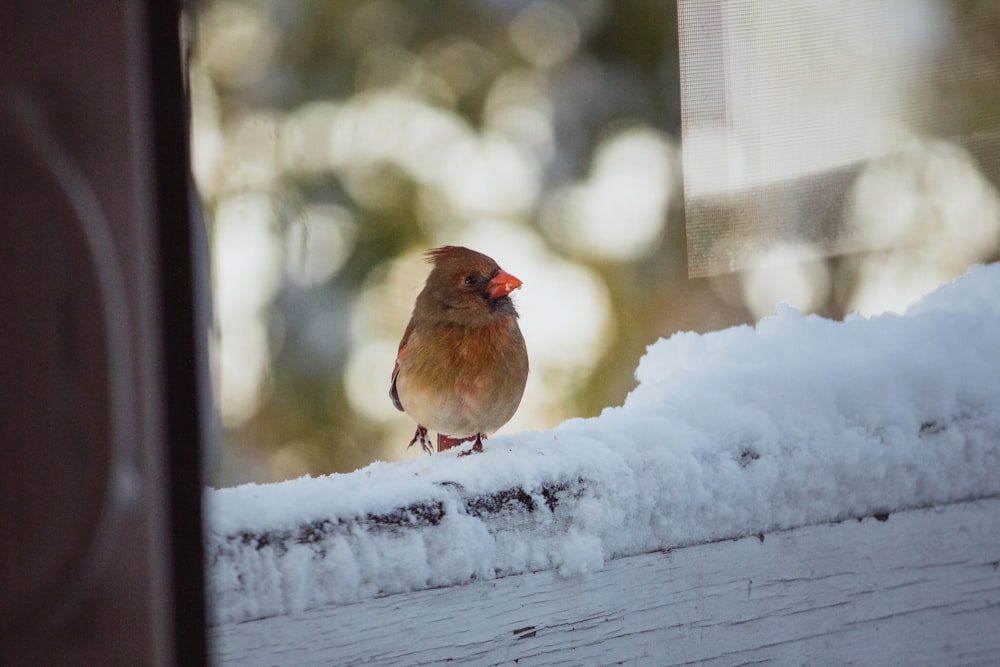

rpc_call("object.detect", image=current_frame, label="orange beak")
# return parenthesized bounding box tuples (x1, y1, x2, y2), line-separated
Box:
(487, 270, 522, 300)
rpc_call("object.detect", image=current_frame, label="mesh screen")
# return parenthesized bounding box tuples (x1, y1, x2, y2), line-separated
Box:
(678, 0, 1000, 277)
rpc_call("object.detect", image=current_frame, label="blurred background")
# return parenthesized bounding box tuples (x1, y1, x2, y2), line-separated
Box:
(189, 0, 1000, 486)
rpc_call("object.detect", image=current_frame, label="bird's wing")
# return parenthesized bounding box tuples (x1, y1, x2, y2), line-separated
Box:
(389, 320, 414, 412)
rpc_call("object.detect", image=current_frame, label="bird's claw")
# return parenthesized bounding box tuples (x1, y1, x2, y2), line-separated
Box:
(407, 425, 433, 455)
(457, 434, 485, 457)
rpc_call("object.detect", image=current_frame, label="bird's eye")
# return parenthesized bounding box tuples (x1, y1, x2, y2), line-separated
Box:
(464, 275, 478, 286)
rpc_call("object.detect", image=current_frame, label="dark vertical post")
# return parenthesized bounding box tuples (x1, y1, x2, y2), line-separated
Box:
(0, 1, 209, 663)
(143, 1, 211, 664)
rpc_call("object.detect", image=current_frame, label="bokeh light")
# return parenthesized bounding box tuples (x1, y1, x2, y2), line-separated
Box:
(212, 192, 284, 428)
(844, 138, 1000, 315)
(543, 126, 679, 261)
(740, 246, 831, 320)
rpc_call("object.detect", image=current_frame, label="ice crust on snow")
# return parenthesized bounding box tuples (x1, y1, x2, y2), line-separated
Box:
(206, 264, 1000, 626)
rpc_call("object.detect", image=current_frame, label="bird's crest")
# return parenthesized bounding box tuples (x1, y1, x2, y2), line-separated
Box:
(425, 245, 475, 265)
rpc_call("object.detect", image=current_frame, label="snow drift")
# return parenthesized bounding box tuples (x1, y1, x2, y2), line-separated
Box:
(205, 263, 1000, 626)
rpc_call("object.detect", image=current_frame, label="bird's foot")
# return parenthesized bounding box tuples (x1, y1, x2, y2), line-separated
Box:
(457, 433, 486, 457)
(407, 425, 433, 455)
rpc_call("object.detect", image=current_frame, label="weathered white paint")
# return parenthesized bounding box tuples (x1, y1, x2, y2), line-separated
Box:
(209, 496, 1000, 665)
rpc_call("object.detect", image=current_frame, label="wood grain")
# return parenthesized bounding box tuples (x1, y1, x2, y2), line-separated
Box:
(210, 496, 1000, 665)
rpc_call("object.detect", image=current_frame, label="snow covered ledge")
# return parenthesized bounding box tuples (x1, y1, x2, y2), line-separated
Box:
(205, 264, 1000, 634)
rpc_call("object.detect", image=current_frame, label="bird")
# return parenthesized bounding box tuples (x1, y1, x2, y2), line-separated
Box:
(390, 246, 529, 455)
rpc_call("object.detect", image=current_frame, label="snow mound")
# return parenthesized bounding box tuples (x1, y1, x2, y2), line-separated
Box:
(206, 263, 1000, 626)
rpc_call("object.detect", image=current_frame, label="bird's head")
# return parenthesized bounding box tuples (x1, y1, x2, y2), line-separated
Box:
(418, 245, 523, 323)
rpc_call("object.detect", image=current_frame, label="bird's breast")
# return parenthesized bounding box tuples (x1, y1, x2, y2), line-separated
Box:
(394, 318, 527, 437)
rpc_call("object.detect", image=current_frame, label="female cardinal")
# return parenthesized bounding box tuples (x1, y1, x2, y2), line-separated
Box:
(390, 246, 529, 454)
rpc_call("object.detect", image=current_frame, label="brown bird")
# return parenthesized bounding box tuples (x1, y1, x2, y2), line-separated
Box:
(390, 246, 529, 455)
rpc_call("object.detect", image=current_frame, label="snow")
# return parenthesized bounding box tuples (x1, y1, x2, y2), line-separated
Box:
(205, 263, 1000, 626)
